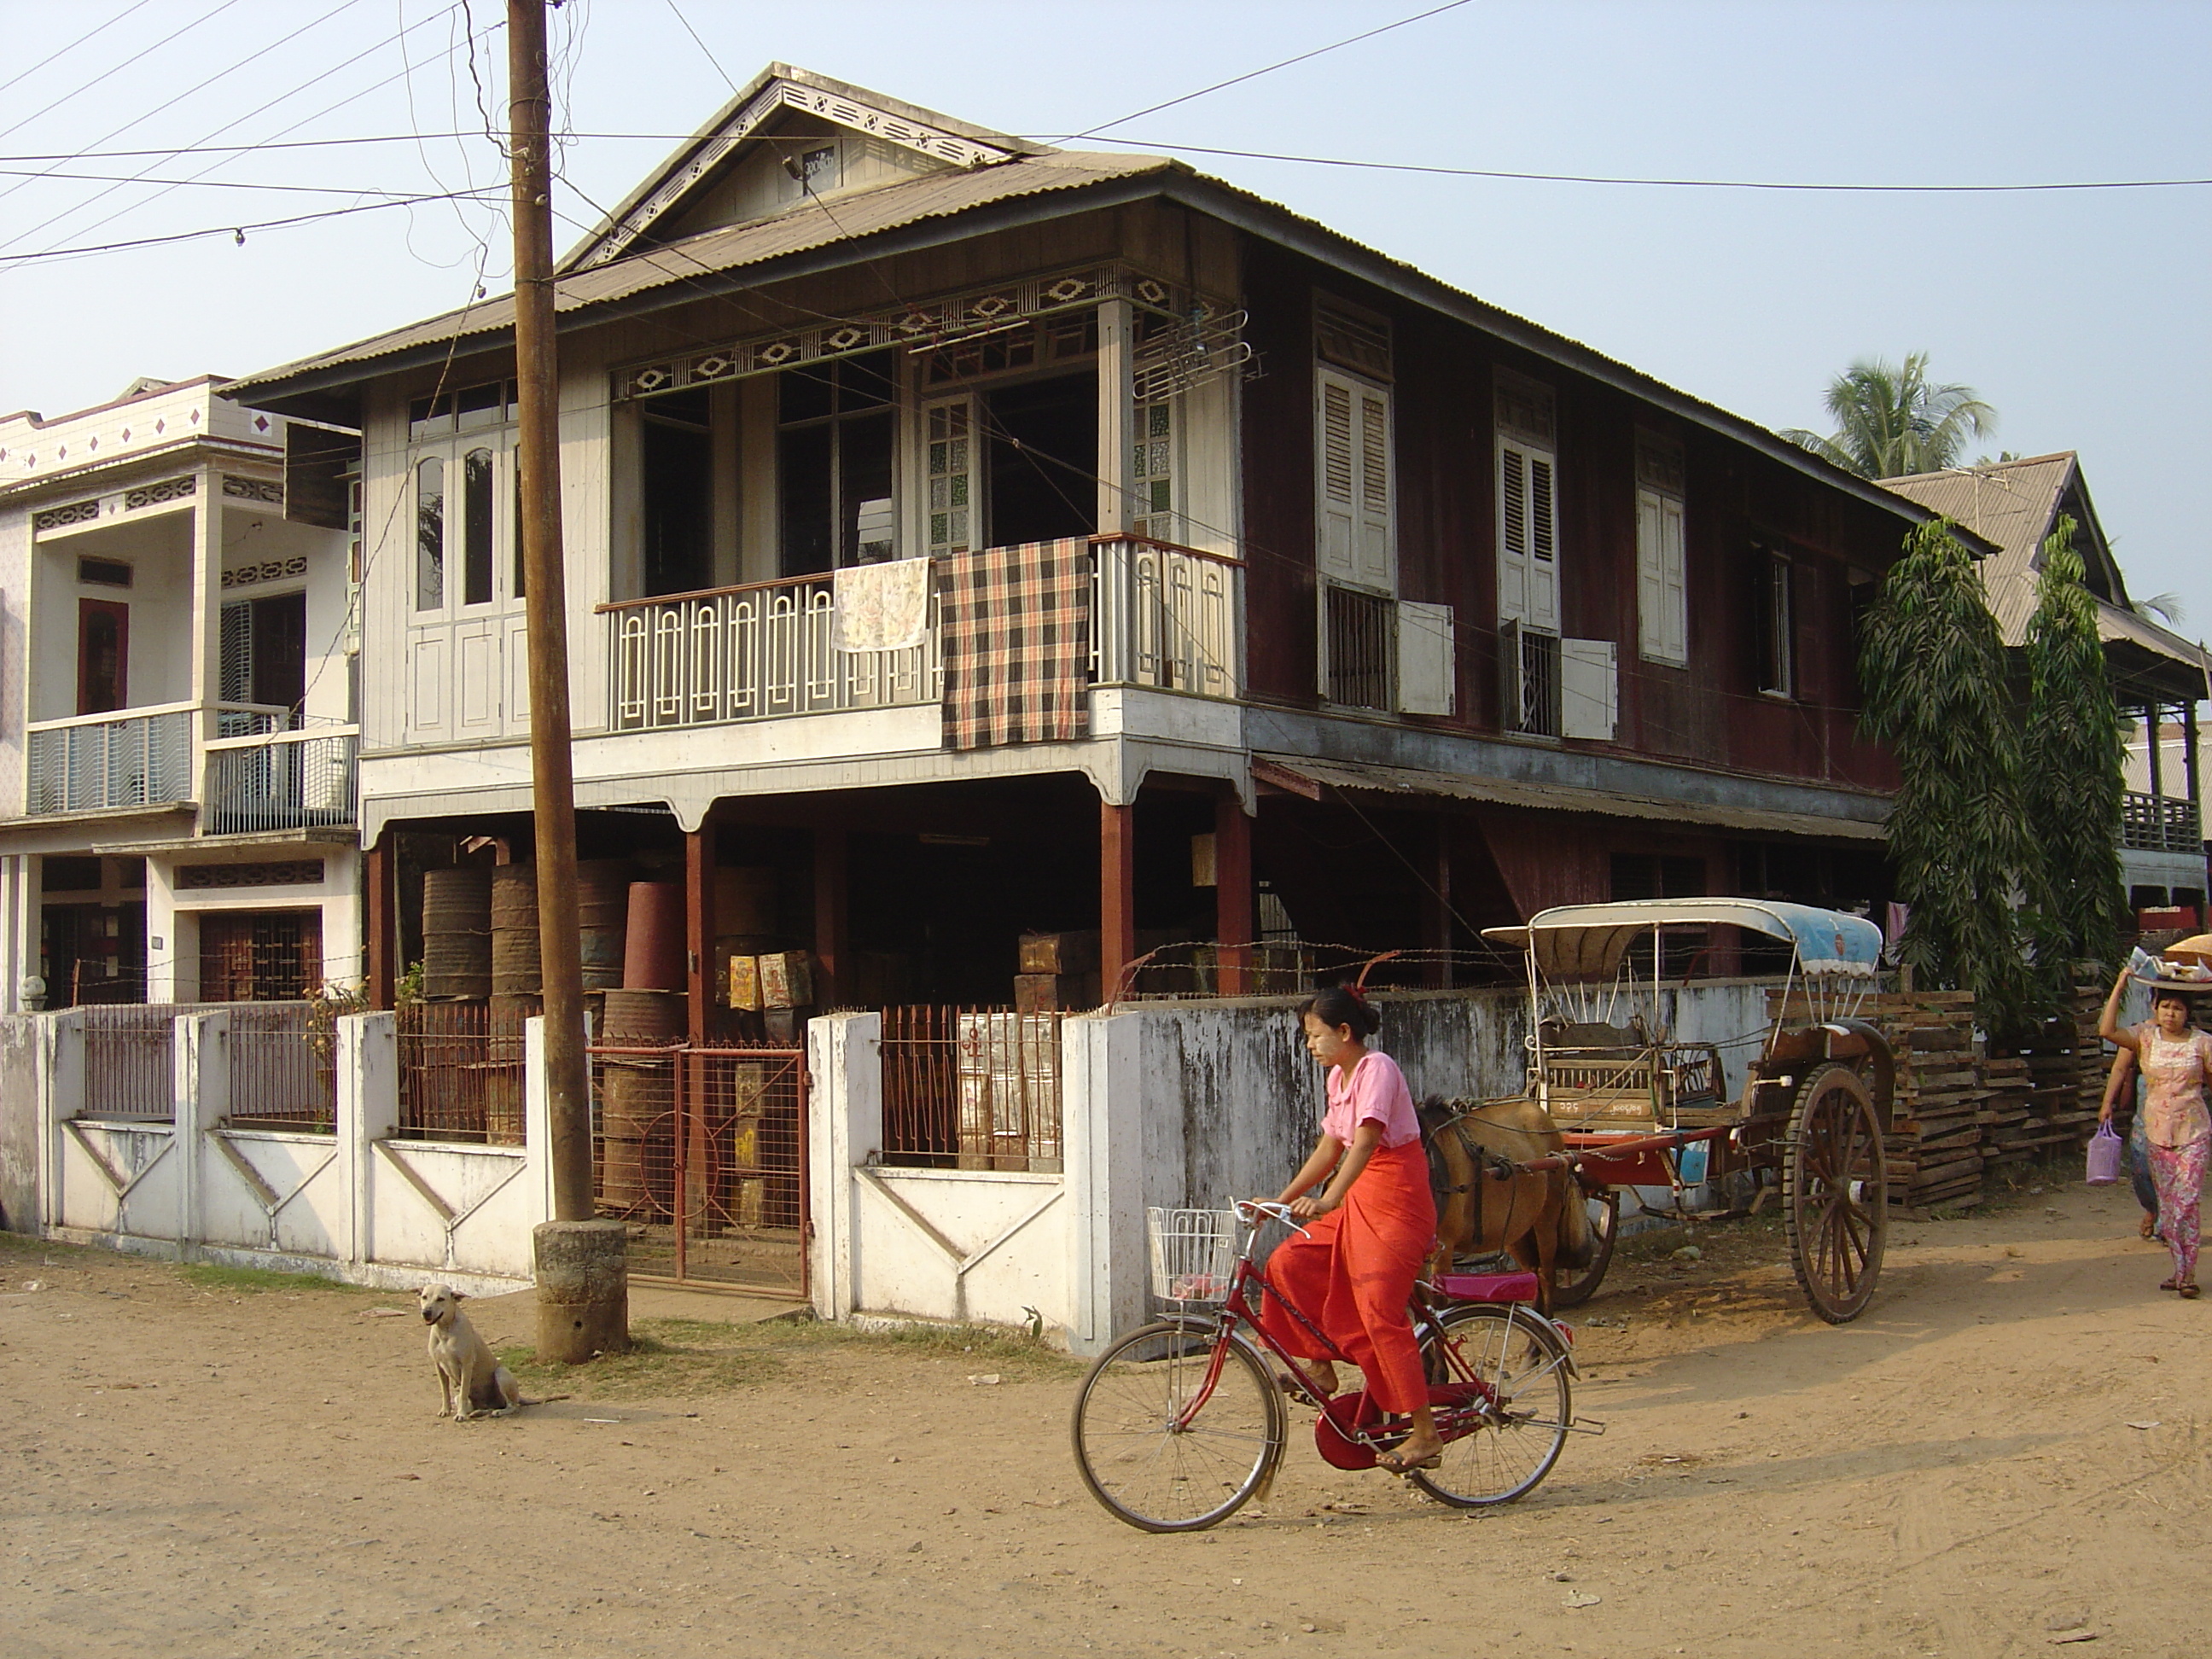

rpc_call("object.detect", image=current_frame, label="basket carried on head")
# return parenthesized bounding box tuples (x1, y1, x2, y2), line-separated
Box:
(1146, 1206, 1237, 1303)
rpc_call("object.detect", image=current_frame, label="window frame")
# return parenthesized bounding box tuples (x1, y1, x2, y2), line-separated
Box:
(1634, 433, 1688, 668)
(1754, 544, 1796, 698)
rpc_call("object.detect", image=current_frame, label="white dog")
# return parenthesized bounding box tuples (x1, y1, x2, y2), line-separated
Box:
(418, 1284, 524, 1420)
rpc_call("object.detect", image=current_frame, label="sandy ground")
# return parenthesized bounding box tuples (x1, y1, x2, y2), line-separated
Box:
(3, 1175, 2207, 1659)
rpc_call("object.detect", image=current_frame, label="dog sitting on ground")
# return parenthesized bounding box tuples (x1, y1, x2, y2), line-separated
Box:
(418, 1284, 525, 1420)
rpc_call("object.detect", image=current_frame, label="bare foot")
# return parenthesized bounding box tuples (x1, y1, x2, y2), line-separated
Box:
(1379, 1434, 1445, 1473)
(2141, 1213, 2158, 1239)
(1288, 1359, 1338, 1397)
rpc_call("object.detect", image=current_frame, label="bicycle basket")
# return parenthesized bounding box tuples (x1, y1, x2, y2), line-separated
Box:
(1146, 1206, 1237, 1302)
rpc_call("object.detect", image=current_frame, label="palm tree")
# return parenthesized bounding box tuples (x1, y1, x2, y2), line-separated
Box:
(1780, 353, 1997, 480)
(2134, 591, 2186, 627)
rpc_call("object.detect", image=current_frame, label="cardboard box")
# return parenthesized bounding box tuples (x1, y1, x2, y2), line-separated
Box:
(1018, 929, 1099, 975)
(727, 954, 763, 1011)
(758, 950, 813, 1010)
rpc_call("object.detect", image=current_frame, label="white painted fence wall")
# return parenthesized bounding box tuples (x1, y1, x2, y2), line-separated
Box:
(21, 1009, 549, 1293)
(812, 981, 1785, 1356)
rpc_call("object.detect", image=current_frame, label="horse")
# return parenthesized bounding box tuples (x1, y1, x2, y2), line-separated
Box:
(1419, 1095, 1594, 1315)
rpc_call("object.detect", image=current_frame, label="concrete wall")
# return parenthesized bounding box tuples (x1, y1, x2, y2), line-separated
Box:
(0, 1015, 38, 1231)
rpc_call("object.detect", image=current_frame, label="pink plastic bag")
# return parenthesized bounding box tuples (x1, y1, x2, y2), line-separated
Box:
(2085, 1121, 2124, 1186)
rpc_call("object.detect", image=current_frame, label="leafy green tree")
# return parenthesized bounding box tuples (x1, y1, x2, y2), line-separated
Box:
(2021, 515, 2128, 985)
(1781, 352, 1997, 480)
(1858, 516, 2031, 1031)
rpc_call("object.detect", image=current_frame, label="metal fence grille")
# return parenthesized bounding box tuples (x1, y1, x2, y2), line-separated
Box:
(881, 1005, 1062, 1173)
(226, 1003, 336, 1132)
(396, 1001, 526, 1144)
(205, 731, 358, 835)
(589, 1042, 807, 1296)
(26, 710, 194, 816)
(82, 1004, 178, 1120)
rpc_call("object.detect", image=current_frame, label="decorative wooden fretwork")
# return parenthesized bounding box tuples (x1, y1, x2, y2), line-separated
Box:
(177, 860, 325, 890)
(1635, 431, 1685, 496)
(1315, 294, 1393, 381)
(222, 474, 284, 504)
(32, 498, 100, 533)
(124, 475, 196, 511)
(612, 265, 1221, 401)
(221, 555, 310, 591)
(1494, 371, 1557, 447)
(577, 77, 1021, 271)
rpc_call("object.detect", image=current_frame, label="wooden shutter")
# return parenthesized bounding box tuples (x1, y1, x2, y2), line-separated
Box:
(1560, 638, 1617, 739)
(1396, 600, 1455, 715)
(1498, 439, 1559, 633)
(1637, 486, 1686, 666)
(1317, 367, 1392, 590)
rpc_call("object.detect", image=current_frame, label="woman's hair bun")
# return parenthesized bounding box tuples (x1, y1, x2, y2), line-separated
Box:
(1298, 984, 1382, 1039)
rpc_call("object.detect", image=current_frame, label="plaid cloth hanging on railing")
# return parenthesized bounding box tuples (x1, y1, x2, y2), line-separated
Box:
(937, 538, 1091, 749)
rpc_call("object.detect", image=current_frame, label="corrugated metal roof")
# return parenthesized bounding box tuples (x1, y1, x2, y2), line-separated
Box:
(1883, 455, 2075, 644)
(1255, 754, 1889, 841)
(225, 150, 1174, 395)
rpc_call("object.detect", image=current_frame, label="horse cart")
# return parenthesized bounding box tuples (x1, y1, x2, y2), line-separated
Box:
(1459, 898, 1895, 1324)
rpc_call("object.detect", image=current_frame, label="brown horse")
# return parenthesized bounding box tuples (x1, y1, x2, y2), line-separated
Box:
(1419, 1096, 1594, 1314)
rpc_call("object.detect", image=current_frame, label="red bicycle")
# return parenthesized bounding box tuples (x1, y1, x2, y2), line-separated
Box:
(1070, 1200, 1599, 1532)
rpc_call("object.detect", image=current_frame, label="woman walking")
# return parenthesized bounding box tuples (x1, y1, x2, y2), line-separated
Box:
(2100, 969, 2212, 1297)
(1259, 986, 1442, 1472)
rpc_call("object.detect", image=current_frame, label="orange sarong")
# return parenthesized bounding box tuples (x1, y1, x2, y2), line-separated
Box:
(1257, 1138, 1436, 1414)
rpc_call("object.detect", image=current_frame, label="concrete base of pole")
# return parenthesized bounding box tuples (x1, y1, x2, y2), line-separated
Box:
(533, 1219, 631, 1363)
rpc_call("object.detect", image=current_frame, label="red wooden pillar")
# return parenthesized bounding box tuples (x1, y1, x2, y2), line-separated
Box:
(684, 819, 715, 1045)
(1101, 797, 1138, 1000)
(813, 825, 847, 1008)
(365, 835, 396, 1010)
(1423, 813, 1453, 989)
(1214, 791, 1254, 996)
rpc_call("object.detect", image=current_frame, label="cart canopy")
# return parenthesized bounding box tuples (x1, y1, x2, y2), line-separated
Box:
(1481, 898, 1883, 981)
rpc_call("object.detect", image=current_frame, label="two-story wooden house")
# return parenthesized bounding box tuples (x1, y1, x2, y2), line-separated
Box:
(227, 65, 1967, 1021)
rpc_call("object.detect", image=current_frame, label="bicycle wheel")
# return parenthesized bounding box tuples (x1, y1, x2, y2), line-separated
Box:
(1550, 1189, 1620, 1309)
(1412, 1305, 1571, 1507)
(1070, 1318, 1285, 1533)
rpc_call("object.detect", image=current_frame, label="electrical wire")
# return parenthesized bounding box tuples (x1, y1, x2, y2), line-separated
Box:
(0, 189, 508, 267)
(662, 0, 739, 96)
(0, 167, 495, 200)
(1062, 0, 1477, 142)
(0, 0, 247, 147)
(0, 0, 160, 102)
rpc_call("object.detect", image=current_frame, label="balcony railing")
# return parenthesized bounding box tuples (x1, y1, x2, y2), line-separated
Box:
(604, 537, 1242, 735)
(2122, 791, 2203, 853)
(26, 704, 195, 815)
(204, 726, 358, 835)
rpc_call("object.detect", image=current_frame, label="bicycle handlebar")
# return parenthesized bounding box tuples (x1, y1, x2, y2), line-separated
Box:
(1232, 1198, 1310, 1236)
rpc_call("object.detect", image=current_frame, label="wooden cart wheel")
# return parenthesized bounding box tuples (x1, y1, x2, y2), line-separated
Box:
(1550, 1189, 1620, 1309)
(1783, 1062, 1888, 1324)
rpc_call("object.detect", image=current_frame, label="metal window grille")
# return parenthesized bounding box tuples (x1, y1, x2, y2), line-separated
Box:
(879, 1005, 1062, 1173)
(1324, 585, 1394, 710)
(1511, 626, 1562, 737)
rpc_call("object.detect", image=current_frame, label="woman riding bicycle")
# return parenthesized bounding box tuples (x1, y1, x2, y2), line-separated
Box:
(1259, 986, 1443, 1473)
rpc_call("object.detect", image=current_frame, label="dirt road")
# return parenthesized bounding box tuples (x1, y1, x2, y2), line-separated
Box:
(3, 1177, 2205, 1658)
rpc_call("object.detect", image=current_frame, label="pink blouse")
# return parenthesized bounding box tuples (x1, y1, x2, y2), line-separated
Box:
(2133, 1023, 2212, 1150)
(1322, 1050, 1423, 1149)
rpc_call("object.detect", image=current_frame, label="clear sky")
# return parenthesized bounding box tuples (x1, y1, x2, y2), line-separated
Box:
(4, 0, 2207, 632)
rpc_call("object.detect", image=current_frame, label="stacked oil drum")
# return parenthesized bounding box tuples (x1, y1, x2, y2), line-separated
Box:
(416, 865, 498, 1141)
(597, 875, 685, 1218)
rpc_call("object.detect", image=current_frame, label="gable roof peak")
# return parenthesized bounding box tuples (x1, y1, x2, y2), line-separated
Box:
(558, 62, 1053, 275)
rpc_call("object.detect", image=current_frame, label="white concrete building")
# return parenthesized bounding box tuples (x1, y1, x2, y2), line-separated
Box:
(0, 375, 361, 1010)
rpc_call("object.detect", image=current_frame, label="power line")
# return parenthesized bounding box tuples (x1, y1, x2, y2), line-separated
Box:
(0, 0, 159, 101)
(662, 0, 739, 96)
(0, 189, 509, 267)
(0, 167, 492, 200)
(1063, 0, 1477, 141)
(0, 0, 247, 146)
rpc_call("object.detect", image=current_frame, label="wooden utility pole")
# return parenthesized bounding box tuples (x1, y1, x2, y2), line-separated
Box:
(510, 0, 626, 1359)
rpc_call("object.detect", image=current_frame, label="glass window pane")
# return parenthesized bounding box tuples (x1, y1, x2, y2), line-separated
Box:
(837, 348, 895, 410)
(778, 423, 833, 576)
(778, 362, 835, 424)
(839, 412, 894, 565)
(463, 447, 494, 604)
(415, 456, 444, 610)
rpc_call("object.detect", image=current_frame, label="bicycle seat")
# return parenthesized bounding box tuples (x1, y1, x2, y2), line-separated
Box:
(1434, 1270, 1540, 1304)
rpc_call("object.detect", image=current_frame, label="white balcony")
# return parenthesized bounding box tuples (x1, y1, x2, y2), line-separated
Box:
(602, 536, 1241, 735)
(203, 725, 359, 835)
(25, 704, 196, 815)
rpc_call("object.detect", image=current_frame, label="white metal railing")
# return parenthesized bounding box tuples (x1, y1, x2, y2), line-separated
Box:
(203, 727, 359, 835)
(26, 704, 195, 815)
(607, 573, 940, 732)
(1090, 536, 1241, 698)
(603, 538, 1243, 734)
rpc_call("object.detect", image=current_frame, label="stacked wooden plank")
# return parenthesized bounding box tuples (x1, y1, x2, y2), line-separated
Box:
(1872, 991, 1987, 1214)
(1985, 983, 2107, 1165)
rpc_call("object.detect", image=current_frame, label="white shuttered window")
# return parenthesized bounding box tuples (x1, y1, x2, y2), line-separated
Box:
(1315, 366, 1394, 591)
(1496, 439, 1558, 633)
(1636, 487, 1687, 665)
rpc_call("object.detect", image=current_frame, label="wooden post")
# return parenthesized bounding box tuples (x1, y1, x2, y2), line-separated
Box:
(365, 835, 396, 1010)
(1096, 297, 1134, 534)
(2186, 700, 2205, 923)
(1422, 813, 1453, 989)
(1214, 792, 1253, 996)
(512, 0, 625, 1357)
(1101, 798, 1138, 999)
(684, 824, 713, 1047)
(813, 825, 847, 1009)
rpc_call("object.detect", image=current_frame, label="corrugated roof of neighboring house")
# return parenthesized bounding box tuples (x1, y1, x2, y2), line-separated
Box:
(1884, 452, 2211, 696)
(224, 64, 1984, 545)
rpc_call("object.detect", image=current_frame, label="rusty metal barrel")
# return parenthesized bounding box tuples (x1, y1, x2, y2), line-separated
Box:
(483, 991, 539, 1146)
(596, 987, 682, 1216)
(421, 867, 492, 999)
(576, 859, 632, 992)
(621, 882, 685, 991)
(489, 863, 540, 995)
